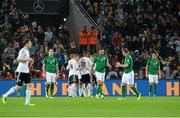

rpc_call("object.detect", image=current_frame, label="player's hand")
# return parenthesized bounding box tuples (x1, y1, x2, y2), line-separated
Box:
(158, 74, 162, 79)
(115, 62, 121, 68)
(56, 73, 60, 79)
(108, 64, 112, 69)
(56, 73, 59, 79)
(145, 74, 148, 79)
(42, 73, 46, 78)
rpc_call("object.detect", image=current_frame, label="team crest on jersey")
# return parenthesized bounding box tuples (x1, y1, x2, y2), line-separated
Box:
(50, 59, 55, 64)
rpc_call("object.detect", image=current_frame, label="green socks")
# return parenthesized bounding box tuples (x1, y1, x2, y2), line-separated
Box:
(154, 84, 157, 95)
(122, 86, 126, 98)
(97, 84, 102, 95)
(131, 86, 140, 96)
(46, 83, 50, 95)
(50, 83, 54, 97)
(149, 84, 152, 93)
(24, 85, 27, 97)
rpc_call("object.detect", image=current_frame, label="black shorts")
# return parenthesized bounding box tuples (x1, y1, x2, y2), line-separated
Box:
(81, 74, 90, 84)
(16, 72, 31, 86)
(68, 75, 78, 84)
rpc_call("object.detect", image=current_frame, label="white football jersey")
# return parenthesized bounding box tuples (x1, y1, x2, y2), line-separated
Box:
(79, 57, 93, 75)
(16, 48, 30, 73)
(66, 59, 80, 78)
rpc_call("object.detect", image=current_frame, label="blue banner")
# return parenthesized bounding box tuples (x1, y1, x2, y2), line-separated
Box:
(0, 80, 180, 97)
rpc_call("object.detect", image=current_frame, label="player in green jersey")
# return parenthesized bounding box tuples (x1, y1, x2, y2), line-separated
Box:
(43, 49, 59, 98)
(116, 48, 141, 100)
(146, 52, 161, 96)
(92, 48, 111, 99)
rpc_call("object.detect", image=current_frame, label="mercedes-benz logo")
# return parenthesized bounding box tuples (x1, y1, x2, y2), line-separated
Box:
(33, 0, 44, 13)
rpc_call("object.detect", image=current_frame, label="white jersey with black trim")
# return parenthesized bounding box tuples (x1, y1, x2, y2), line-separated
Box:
(79, 57, 93, 75)
(66, 59, 81, 78)
(16, 48, 30, 73)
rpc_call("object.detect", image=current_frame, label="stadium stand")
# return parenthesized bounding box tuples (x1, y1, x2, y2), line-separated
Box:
(0, 0, 179, 79)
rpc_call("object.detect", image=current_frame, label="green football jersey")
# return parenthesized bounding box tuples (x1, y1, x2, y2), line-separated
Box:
(124, 54, 133, 73)
(94, 54, 108, 73)
(44, 56, 58, 73)
(147, 59, 160, 75)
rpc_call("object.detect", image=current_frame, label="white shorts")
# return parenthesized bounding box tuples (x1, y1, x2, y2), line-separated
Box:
(46, 72, 56, 83)
(149, 74, 158, 84)
(122, 71, 134, 85)
(95, 72, 106, 82)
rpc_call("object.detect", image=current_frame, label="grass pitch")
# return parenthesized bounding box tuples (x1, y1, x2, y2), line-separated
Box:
(0, 96, 180, 117)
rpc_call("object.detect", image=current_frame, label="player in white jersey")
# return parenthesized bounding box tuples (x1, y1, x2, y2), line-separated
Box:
(66, 54, 80, 97)
(79, 51, 93, 97)
(2, 37, 35, 106)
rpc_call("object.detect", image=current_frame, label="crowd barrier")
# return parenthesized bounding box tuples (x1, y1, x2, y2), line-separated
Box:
(0, 80, 180, 97)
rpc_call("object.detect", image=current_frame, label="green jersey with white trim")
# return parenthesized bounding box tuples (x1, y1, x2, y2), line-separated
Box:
(147, 59, 160, 75)
(124, 54, 133, 73)
(94, 54, 108, 73)
(44, 56, 58, 73)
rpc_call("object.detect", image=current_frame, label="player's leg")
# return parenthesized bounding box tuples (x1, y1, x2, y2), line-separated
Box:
(118, 73, 127, 100)
(86, 74, 92, 96)
(67, 84, 71, 97)
(87, 83, 92, 96)
(71, 75, 78, 97)
(148, 74, 153, 96)
(78, 82, 83, 97)
(153, 75, 158, 96)
(71, 83, 76, 97)
(24, 73, 35, 106)
(81, 75, 87, 97)
(95, 72, 102, 98)
(50, 82, 55, 98)
(2, 85, 21, 104)
(50, 73, 56, 98)
(128, 71, 141, 100)
(82, 83, 87, 97)
(96, 72, 105, 99)
(68, 76, 73, 97)
(92, 74, 97, 96)
(45, 72, 51, 97)
(2, 72, 22, 104)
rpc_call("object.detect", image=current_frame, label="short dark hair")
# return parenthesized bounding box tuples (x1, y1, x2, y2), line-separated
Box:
(151, 51, 158, 56)
(23, 39, 31, 45)
(83, 51, 89, 56)
(122, 48, 129, 53)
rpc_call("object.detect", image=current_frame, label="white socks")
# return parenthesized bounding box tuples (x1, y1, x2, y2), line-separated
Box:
(82, 84, 87, 97)
(87, 84, 92, 96)
(68, 84, 77, 97)
(79, 86, 83, 97)
(68, 86, 72, 97)
(25, 86, 31, 105)
(71, 84, 77, 97)
(3, 87, 17, 97)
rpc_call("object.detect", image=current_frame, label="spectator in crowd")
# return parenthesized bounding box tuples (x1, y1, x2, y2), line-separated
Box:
(54, 48, 65, 71)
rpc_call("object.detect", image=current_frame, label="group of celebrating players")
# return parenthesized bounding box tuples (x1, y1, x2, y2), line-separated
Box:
(2, 35, 161, 106)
